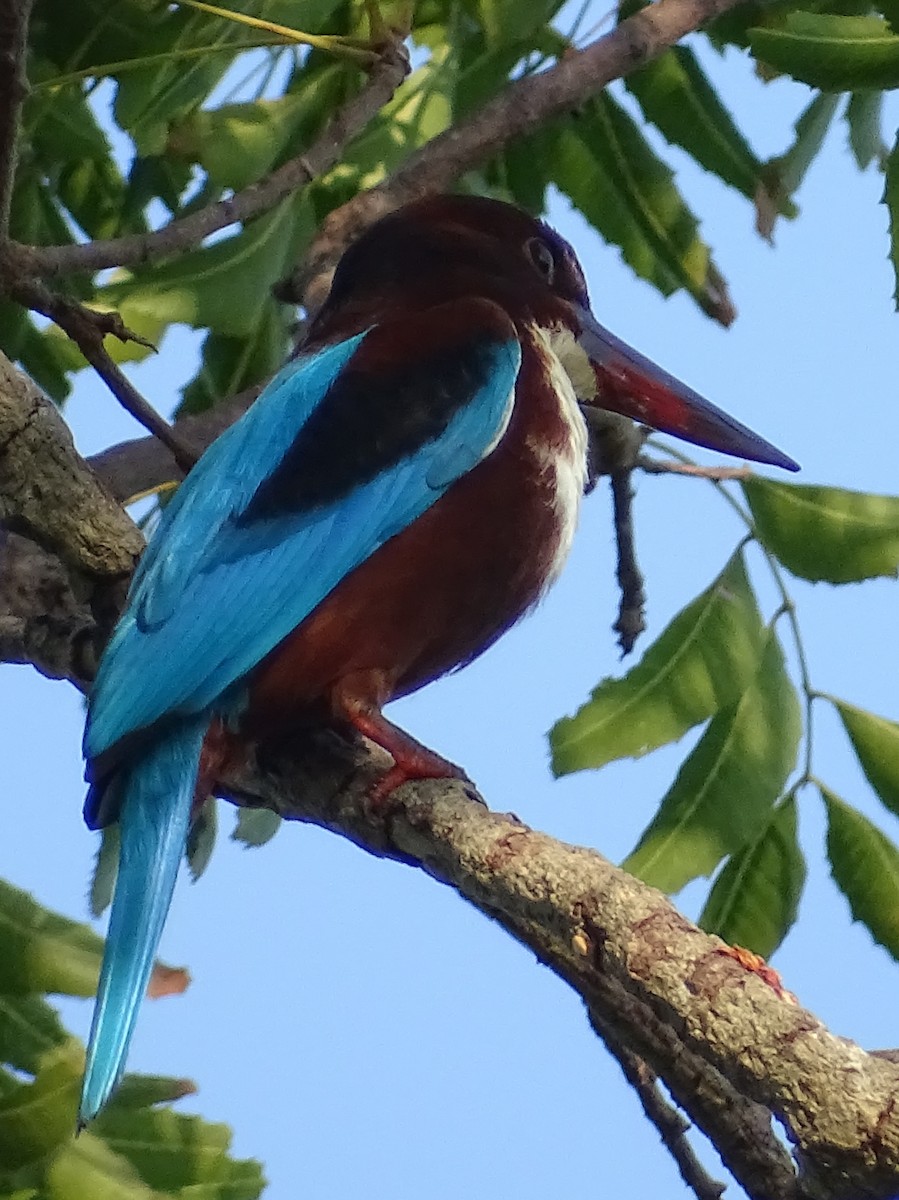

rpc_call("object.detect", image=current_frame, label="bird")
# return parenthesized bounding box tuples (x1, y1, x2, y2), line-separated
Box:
(78, 193, 798, 1127)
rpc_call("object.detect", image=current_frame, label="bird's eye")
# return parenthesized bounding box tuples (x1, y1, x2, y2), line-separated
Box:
(525, 237, 556, 285)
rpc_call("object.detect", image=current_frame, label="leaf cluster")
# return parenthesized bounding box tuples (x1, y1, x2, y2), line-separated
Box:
(0, 881, 263, 1199)
(553, 477, 899, 961)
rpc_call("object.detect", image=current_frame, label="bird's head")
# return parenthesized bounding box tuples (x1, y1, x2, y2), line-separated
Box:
(309, 194, 798, 472)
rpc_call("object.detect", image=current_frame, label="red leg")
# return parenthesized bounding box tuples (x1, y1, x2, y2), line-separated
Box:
(330, 672, 468, 808)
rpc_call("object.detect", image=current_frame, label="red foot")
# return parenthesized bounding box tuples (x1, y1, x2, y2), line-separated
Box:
(327, 673, 467, 810)
(351, 708, 469, 810)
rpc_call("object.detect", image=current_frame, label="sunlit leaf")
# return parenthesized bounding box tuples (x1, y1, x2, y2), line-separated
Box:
(743, 478, 899, 582)
(170, 64, 347, 190)
(750, 13, 899, 90)
(699, 795, 805, 956)
(93, 1104, 265, 1197)
(0, 880, 104, 998)
(100, 199, 303, 338)
(833, 700, 899, 818)
(547, 93, 733, 323)
(0, 1041, 81, 1171)
(0, 995, 68, 1075)
(550, 552, 765, 775)
(823, 785, 899, 960)
(622, 630, 800, 892)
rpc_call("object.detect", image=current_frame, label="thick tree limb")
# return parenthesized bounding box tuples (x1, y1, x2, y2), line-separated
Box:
(219, 736, 899, 1200)
(0, 350, 142, 577)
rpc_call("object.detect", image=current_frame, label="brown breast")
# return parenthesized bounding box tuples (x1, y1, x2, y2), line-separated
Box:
(246, 326, 588, 733)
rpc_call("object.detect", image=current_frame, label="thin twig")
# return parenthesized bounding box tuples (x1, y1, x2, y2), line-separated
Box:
(639, 454, 753, 481)
(0, 0, 34, 238)
(590, 1012, 726, 1200)
(610, 468, 646, 656)
(8, 36, 410, 279)
(12, 279, 200, 472)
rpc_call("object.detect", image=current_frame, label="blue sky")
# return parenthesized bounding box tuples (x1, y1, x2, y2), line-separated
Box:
(4, 42, 899, 1199)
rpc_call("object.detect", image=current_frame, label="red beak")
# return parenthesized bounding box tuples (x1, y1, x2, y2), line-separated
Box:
(576, 307, 799, 472)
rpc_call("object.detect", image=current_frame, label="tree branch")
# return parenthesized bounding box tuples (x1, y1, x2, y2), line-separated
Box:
(0, 350, 142, 577)
(589, 1014, 728, 1200)
(10, 279, 201, 472)
(2, 36, 410, 280)
(219, 737, 899, 1200)
(288, 0, 747, 312)
(0, 0, 32, 238)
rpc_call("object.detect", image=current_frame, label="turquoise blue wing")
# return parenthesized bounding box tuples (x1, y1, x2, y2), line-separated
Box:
(87, 320, 521, 759)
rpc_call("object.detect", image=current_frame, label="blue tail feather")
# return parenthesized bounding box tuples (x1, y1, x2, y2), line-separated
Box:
(79, 716, 208, 1128)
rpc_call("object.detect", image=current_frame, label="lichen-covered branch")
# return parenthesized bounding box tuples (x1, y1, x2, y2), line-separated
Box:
(0, 350, 142, 577)
(220, 736, 899, 1200)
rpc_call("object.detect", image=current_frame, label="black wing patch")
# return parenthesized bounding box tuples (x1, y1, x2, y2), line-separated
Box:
(239, 331, 503, 525)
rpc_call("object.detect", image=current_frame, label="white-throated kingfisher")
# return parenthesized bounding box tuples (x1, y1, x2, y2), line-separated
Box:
(78, 194, 798, 1126)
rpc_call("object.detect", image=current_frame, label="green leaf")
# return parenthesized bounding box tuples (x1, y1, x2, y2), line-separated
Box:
(0, 302, 79, 404)
(547, 93, 733, 323)
(833, 700, 899, 818)
(625, 46, 780, 208)
(93, 1105, 264, 1198)
(0, 881, 104, 998)
(177, 298, 291, 418)
(762, 92, 840, 215)
(44, 1132, 159, 1200)
(473, 0, 565, 45)
(112, 8, 240, 155)
(338, 49, 457, 187)
(110, 1073, 197, 1110)
(187, 798, 218, 883)
(623, 630, 800, 892)
(550, 552, 766, 775)
(24, 89, 111, 163)
(846, 91, 884, 169)
(699, 795, 805, 956)
(0, 1042, 82, 1172)
(0, 996, 68, 1075)
(743, 478, 899, 582)
(750, 13, 899, 90)
(823, 785, 899, 959)
(89, 825, 119, 919)
(170, 64, 346, 191)
(885, 131, 899, 308)
(232, 808, 282, 848)
(101, 198, 303, 338)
